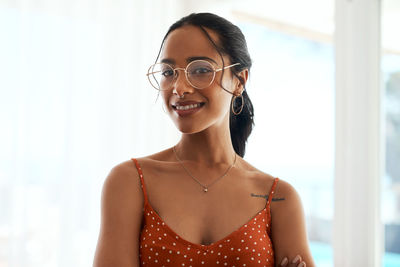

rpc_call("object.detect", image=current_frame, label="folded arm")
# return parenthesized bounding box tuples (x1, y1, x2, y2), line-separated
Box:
(270, 180, 315, 267)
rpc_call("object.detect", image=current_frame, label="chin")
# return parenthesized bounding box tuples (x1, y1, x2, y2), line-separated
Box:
(176, 126, 201, 134)
(173, 121, 204, 135)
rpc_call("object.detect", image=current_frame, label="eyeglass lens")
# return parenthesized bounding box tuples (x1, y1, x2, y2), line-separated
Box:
(148, 60, 215, 90)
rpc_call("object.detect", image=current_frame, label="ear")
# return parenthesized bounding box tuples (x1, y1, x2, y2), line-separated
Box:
(233, 69, 249, 96)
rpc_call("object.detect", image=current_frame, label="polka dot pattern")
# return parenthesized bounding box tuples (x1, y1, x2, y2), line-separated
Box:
(132, 158, 278, 267)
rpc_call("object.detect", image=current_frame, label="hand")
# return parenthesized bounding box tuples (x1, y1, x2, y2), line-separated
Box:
(280, 254, 306, 267)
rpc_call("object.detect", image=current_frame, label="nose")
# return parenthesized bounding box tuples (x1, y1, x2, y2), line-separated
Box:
(172, 68, 195, 96)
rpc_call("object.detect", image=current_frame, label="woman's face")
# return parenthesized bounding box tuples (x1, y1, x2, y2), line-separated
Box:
(160, 25, 243, 134)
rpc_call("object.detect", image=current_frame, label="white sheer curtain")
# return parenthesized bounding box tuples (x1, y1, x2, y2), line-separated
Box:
(0, 1, 184, 266)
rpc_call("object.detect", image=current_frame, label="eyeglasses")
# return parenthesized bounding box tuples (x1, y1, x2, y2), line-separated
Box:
(146, 59, 240, 91)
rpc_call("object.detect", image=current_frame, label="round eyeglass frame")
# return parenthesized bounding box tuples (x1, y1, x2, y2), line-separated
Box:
(146, 59, 240, 91)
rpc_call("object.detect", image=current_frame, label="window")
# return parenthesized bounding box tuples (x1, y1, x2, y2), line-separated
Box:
(382, 1, 400, 266)
(234, 11, 334, 266)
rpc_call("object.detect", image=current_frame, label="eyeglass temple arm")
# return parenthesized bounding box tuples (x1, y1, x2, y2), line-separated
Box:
(215, 63, 241, 72)
(146, 70, 162, 76)
(146, 67, 185, 76)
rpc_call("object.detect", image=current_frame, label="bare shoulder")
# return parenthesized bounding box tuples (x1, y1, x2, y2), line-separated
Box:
(101, 159, 145, 199)
(100, 159, 144, 209)
(132, 148, 174, 171)
(237, 159, 278, 190)
(269, 178, 316, 266)
(269, 178, 304, 226)
(111, 159, 142, 178)
(272, 179, 301, 204)
(93, 159, 143, 267)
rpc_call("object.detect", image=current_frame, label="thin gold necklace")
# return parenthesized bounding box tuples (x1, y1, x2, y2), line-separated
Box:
(172, 146, 237, 193)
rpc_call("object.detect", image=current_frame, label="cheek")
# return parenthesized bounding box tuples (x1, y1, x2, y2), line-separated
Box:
(205, 87, 233, 115)
(216, 72, 236, 92)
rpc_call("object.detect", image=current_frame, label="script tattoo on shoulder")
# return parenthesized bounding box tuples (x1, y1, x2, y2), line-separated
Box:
(250, 193, 285, 201)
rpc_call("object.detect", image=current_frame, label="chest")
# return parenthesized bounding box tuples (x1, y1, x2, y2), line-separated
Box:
(140, 165, 273, 246)
(139, 204, 274, 266)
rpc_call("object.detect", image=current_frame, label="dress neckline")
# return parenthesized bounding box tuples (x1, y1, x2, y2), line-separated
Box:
(143, 200, 268, 250)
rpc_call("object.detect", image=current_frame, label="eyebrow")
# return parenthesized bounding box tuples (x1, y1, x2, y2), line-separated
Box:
(160, 56, 218, 65)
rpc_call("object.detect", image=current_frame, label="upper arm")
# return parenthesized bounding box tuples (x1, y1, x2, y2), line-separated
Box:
(270, 180, 315, 267)
(93, 162, 144, 267)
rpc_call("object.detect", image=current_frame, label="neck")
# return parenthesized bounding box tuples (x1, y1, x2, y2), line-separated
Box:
(174, 121, 237, 166)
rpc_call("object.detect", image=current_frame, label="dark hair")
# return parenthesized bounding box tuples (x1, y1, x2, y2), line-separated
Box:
(156, 13, 254, 157)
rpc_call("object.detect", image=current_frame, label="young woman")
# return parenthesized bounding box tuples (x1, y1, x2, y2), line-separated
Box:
(93, 13, 315, 267)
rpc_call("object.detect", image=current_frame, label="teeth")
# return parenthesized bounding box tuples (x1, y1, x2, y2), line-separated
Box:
(176, 103, 201, 110)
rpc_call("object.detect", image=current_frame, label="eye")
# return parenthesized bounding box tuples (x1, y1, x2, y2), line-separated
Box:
(191, 67, 213, 75)
(161, 69, 174, 77)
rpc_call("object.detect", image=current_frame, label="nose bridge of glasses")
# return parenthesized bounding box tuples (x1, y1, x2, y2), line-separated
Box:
(173, 67, 187, 77)
(171, 67, 191, 89)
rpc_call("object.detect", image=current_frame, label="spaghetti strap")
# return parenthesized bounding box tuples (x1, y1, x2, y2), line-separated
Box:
(265, 177, 279, 216)
(266, 177, 279, 206)
(131, 158, 149, 204)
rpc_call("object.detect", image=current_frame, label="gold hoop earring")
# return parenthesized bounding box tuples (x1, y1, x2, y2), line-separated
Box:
(231, 94, 244, 115)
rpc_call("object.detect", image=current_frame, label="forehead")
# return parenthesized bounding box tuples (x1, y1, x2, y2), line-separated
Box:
(160, 25, 224, 65)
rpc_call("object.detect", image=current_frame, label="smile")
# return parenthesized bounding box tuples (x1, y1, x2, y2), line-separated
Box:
(176, 103, 202, 110)
(172, 102, 205, 116)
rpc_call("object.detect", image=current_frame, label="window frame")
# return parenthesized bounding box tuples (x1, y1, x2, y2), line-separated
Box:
(334, 0, 383, 266)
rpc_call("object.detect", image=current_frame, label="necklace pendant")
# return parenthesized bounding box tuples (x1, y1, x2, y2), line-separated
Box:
(203, 188, 208, 192)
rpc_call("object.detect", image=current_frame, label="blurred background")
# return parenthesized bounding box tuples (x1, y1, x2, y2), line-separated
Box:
(0, 0, 399, 266)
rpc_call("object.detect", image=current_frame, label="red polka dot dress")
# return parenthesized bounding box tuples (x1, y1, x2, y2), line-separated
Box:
(132, 158, 278, 267)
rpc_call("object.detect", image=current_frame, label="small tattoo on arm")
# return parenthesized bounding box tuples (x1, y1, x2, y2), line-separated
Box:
(250, 193, 285, 201)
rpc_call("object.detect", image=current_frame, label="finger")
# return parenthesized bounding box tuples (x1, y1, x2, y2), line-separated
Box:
(292, 255, 302, 264)
(280, 257, 289, 266)
(297, 261, 306, 267)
